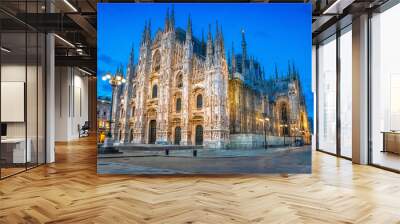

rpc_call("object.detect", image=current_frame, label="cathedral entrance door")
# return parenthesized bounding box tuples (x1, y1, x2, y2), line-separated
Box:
(174, 127, 181, 145)
(148, 120, 156, 144)
(195, 125, 203, 145)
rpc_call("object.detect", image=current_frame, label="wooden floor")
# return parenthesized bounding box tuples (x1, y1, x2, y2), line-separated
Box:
(1, 136, 400, 224)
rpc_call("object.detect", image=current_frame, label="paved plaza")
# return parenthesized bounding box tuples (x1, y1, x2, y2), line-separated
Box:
(97, 146, 311, 174)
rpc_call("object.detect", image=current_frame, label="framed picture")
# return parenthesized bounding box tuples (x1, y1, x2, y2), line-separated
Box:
(97, 3, 312, 174)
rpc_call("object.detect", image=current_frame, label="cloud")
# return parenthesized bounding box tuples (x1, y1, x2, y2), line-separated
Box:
(98, 54, 119, 66)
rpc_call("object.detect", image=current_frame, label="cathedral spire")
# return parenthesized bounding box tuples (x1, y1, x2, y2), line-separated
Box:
(207, 24, 212, 42)
(201, 29, 205, 56)
(141, 21, 147, 46)
(214, 21, 221, 56)
(206, 24, 213, 66)
(186, 14, 192, 41)
(129, 44, 134, 66)
(241, 29, 247, 75)
(220, 25, 225, 58)
(227, 49, 231, 70)
(291, 62, 297, 79)
(164, 7, 170, 32)
(231, 42, 236, 74)
(127, 44, 135, 79)
(145, 20, 151, 44)
(215, 21, 220, 39)
(275, 64, 279, 80)
(170, 5, 175, 30)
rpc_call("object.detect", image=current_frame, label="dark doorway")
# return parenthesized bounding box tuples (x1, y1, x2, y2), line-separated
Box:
(174, 126, 181, 145)
(195, 125, 203, 145)
(129, 129, 134, 142)
(148, 120, 157, 144)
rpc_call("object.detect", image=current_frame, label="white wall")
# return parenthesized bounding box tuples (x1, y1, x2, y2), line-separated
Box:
(54, 67, 89, 141)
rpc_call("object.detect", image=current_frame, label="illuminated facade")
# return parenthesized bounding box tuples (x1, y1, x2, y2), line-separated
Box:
(112, 8, 311, 148)
(97, 96, 111, 131)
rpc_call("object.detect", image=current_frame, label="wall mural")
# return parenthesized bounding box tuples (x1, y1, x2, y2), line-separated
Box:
(97, 3, 313, 174)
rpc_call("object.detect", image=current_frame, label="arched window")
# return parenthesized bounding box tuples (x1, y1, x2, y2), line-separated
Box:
(152, 84, 158, 98)
(196, 94, 203, 109)
(176, 98, 181, 112)
(152, 51, 161, 72)
(176, 73, 183, 88)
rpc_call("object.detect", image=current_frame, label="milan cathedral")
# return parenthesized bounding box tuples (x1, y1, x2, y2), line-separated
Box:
(111, 8, 311, 148)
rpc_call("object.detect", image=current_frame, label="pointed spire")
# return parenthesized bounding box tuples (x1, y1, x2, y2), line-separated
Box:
(141, 21, 147, 45)
(201, 29, 205, 55)
(241, 28, 246, 46)
(220, 25, 225, 56)
(287, 61, 292, 78)
(227, 49, 231, 69)
(215, 20, 220, 39)
(117, 64, 124, 76)
(231, 42, 236, 74)
(292, 62, 296, 79)
(170, 5, 175, 30)
(207, 24, 212, 42)
(275, 64, 279, 80)
(129, 44, 134, 66)
(145, 20, 151, 44)
(165, 7, 170, 32)
(241, 29, 247, 75)
(186, 14, 192, 41)
(206, 24, 213, 66)
(214, 21, 221, 55)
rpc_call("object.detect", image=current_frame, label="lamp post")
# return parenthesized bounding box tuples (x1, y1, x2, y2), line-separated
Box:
(102, 71, 126, 138)
(99, 71, 125, 154)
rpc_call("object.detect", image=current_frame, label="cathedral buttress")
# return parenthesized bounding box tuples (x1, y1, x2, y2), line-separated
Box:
(132, 20, 152, 144)
(156, 8, 175, 144)
(180, 15, 193, 145)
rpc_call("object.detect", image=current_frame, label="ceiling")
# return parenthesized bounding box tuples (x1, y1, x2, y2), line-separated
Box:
(0, 0, 393, 74)
(0, 0, 97, 74)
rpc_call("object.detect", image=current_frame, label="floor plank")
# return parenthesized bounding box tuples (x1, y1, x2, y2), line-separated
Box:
(1, 136, 400, 223)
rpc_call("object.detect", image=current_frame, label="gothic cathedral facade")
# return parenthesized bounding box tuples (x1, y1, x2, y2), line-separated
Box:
(112, 8, 311, 148)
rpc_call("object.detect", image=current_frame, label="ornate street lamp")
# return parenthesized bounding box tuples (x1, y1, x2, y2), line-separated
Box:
(102, 71, 126, 138)
(99, 71, 125, 154)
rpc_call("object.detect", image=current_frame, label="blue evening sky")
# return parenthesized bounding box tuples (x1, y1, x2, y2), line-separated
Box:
(98, 3, 313, 119)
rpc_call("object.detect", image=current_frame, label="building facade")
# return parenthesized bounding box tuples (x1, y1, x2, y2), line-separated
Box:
(112, 8, 311, 148)
(97, 96, 111, 132)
